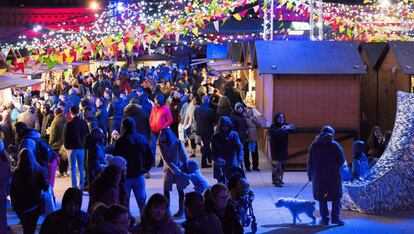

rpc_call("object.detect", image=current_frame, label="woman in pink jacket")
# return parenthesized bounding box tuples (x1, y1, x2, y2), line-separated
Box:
(149, 94, 173, 167)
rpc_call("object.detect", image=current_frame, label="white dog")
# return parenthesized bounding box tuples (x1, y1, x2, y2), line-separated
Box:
(275, 198, 316, 225)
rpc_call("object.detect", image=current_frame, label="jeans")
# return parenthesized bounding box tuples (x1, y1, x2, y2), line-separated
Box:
(319, 199, 341, 221)
(68, 149, 85, 190)
(150, 132, 159, 159)
(125, 175, 146, 214)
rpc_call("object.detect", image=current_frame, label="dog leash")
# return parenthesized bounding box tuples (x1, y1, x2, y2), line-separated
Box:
(294, 181, 310, 199)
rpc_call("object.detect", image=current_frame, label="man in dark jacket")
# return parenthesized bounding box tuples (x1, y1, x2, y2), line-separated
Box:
(122, 98, 151, 140)
(40, 103, 54, 142)
(39, 188, 88, 234)
(63, 105, 90, 190)
(230, 102, 250, 171)
(211, 116, 243, 183)
(194, 95, 216, 168)
(49, 108, 68, 177)
(183, 192, 224, 234)
(307, 126, 345, 226)
(113, 117, 154, 214)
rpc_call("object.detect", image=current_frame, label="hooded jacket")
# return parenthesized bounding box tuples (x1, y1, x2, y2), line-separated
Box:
(114, 118, 154, 178)
(211, 117, 243, 180)
(158, 128, 190, 191)
(307, 132, 345, 201)
(230, 103, 248, 142)
(39, 188, 88, 234)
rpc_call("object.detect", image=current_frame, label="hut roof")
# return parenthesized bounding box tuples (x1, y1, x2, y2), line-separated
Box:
(255, 41, 366, 75)
(388, 42, 414, 75)
(359, 42, 388, 70)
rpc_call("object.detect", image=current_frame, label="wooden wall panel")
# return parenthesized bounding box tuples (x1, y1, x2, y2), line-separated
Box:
(360, 50, 379, 141)
(272, 75, 360, 129)
(377, 51, 410, 132)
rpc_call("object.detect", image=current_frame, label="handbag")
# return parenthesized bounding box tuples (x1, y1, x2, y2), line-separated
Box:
(41, 186, 56, 217)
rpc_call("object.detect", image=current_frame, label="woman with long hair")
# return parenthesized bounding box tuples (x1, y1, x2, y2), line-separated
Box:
(367, 126, 384, 159)
(268, 113, 295, 187)
(10, 148, 49, 234)
(183, 94, 200, 158)
(133, 193, 181, 234)
(158, 128, 189, 217)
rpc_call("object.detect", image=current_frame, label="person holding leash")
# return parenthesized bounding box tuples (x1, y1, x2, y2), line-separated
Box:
(307, 126, 345, 226)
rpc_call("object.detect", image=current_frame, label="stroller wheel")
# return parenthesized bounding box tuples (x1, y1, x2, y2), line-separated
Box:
(251, 222, 257, 233)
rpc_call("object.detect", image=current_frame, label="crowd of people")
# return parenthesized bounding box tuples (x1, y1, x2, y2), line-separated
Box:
(0, 64, 259, 234)
(0, 62, 394, 233)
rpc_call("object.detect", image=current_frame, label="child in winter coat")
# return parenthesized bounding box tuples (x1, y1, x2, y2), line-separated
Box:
(352, 140, 369, 179)
(174, 160, 211, 194)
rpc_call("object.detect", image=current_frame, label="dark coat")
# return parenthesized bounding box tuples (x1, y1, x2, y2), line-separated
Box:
(183, 212, 224, 234)
(49, 114, 67, 150)
(204, 198, 243, 234)
(268, 123, 294, 161)
(10, 164, 48, 213)
(113, 130, 154, 179)
(95, 105, 108, 135)
(107, 97, 126, 121)
(63, 116, 90, 150)
(123, 104, 151, 139)
(138, 95, 153, 118)
(211, 117, 243, 180)
(41, 111, 54, 139)
(68, 94, 81, 108)
(194, 104, 216, 138)
(84, 134, 106, 185)
(230, 112, 249, 142)
(307, 133, 345, 201)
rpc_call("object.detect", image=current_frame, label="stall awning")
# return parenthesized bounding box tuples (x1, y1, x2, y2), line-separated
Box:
(0, 74, 43, 90)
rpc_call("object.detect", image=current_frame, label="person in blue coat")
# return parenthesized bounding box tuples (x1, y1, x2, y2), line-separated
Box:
(307, 126, 345, 226)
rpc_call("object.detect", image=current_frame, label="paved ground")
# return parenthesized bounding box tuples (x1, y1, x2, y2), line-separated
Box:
(7, 149, 414, 234)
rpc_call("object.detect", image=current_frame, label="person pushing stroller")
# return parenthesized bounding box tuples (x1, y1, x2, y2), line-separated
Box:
(211, 116, 244, 184)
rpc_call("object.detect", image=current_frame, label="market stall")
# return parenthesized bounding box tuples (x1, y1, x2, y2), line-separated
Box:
(255, 40, 366, 169)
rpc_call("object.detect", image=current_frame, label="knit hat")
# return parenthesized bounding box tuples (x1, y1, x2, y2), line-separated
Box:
(321, 125, 335, 135)
(234, 102, 244, 111)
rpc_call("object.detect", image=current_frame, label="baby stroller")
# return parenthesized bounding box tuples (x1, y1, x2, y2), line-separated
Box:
(226, 167, 257, 233)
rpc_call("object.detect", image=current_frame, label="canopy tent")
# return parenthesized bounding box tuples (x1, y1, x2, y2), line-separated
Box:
(0, 73, 44, 90)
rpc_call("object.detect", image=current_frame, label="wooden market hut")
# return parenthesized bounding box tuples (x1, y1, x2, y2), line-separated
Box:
(358, 42, 388, 140)
(255, 40, 366, 168)
(374, 42, 414, 133)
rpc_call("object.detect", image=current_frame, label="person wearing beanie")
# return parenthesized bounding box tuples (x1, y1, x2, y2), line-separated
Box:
(40, 188, 88, 234)
(230, 102, 250, 171)
(211, 116, 244, 183)
(307, 125, 345, 226)
(113, 117, 154, 214)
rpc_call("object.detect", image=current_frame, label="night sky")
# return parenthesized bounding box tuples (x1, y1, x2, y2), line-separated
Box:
(0, 0, 366, 8)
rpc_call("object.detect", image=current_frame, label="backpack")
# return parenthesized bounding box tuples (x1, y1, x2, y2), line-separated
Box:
(28, 137, 57, 166)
